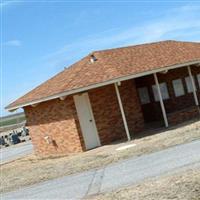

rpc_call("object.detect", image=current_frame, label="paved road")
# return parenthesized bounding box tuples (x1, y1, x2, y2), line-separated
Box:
(0, 141, 33, 164)
(2, 140, 200, 199)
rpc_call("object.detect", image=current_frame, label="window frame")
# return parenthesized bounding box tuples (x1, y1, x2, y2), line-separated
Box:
(197, 74, 200, 89)
(137, 87, 151, 105)
(152, 82, 170, 102)
(172, 78, 185, 97)
(185, 76, 196, 93)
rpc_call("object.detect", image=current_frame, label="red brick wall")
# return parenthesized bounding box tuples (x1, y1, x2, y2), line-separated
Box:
(23, 66, 200, 156)
(24, 97, 85, 156)
(89, 80, 144, 144)
(119, 80, 144, 134)
(24, 79, 144, 156)
(89, 85, 126, 144)
(168, 106, 199, 125)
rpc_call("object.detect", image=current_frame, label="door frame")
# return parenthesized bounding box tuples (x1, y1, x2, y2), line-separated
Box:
(74, 92, 101, 150)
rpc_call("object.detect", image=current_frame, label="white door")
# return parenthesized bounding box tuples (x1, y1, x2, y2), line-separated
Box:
(74, 93, 100, 150)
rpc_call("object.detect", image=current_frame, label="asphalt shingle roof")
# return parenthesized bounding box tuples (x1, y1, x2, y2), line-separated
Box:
(6, 40, 200, 110)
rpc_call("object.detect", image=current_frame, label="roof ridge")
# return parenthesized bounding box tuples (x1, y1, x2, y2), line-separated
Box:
(92, 40, 176, 54)
(64, 40, 199, 68)
(6, 40, 200, 111)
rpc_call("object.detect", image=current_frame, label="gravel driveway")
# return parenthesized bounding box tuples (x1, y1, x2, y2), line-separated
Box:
(0, 141, 33, 164)
(2, 140, 200, 200)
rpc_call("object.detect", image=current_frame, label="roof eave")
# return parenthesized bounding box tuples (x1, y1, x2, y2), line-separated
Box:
(6, 60, 200, 112)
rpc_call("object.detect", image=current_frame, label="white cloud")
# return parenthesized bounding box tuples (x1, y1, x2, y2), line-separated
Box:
(0, 1, 15, 8)
(0, 0, 23, 12)
(4, 40, 22, 47)
(45, 4, 200, 68)
(0, 0, 21, 8)
(0, 1, 12, 8)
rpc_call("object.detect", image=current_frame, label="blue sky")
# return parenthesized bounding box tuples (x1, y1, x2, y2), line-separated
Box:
(1, 0, 200, 116)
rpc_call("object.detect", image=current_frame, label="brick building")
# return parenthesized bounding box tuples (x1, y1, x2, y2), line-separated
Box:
(6, 40, 200, 156)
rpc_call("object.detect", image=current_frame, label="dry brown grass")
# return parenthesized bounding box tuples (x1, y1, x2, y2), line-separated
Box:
(1, 120, 200, 193)
(91, 167, 200, 200)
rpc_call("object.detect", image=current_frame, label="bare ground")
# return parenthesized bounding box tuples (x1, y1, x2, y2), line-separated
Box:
(1, 120, 200, 193)
(90, 167, 200, 200)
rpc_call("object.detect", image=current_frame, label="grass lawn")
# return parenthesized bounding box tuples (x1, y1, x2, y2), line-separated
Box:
(90, 166, 200, 200)
(1, 119, 200, 193)
(0, 116, 25, 127)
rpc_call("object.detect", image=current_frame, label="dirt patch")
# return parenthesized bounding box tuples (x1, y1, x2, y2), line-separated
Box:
(90, 167, 200, 200)
(1, 120, 200, 193)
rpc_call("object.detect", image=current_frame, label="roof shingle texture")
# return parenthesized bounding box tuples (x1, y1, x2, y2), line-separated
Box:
(7, 40, 200, 109)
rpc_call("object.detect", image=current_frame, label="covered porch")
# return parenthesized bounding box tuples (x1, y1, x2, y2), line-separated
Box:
(72, 63, 200, 151)
(113, 64, 200, 141)
(135, 65, 200, 127)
